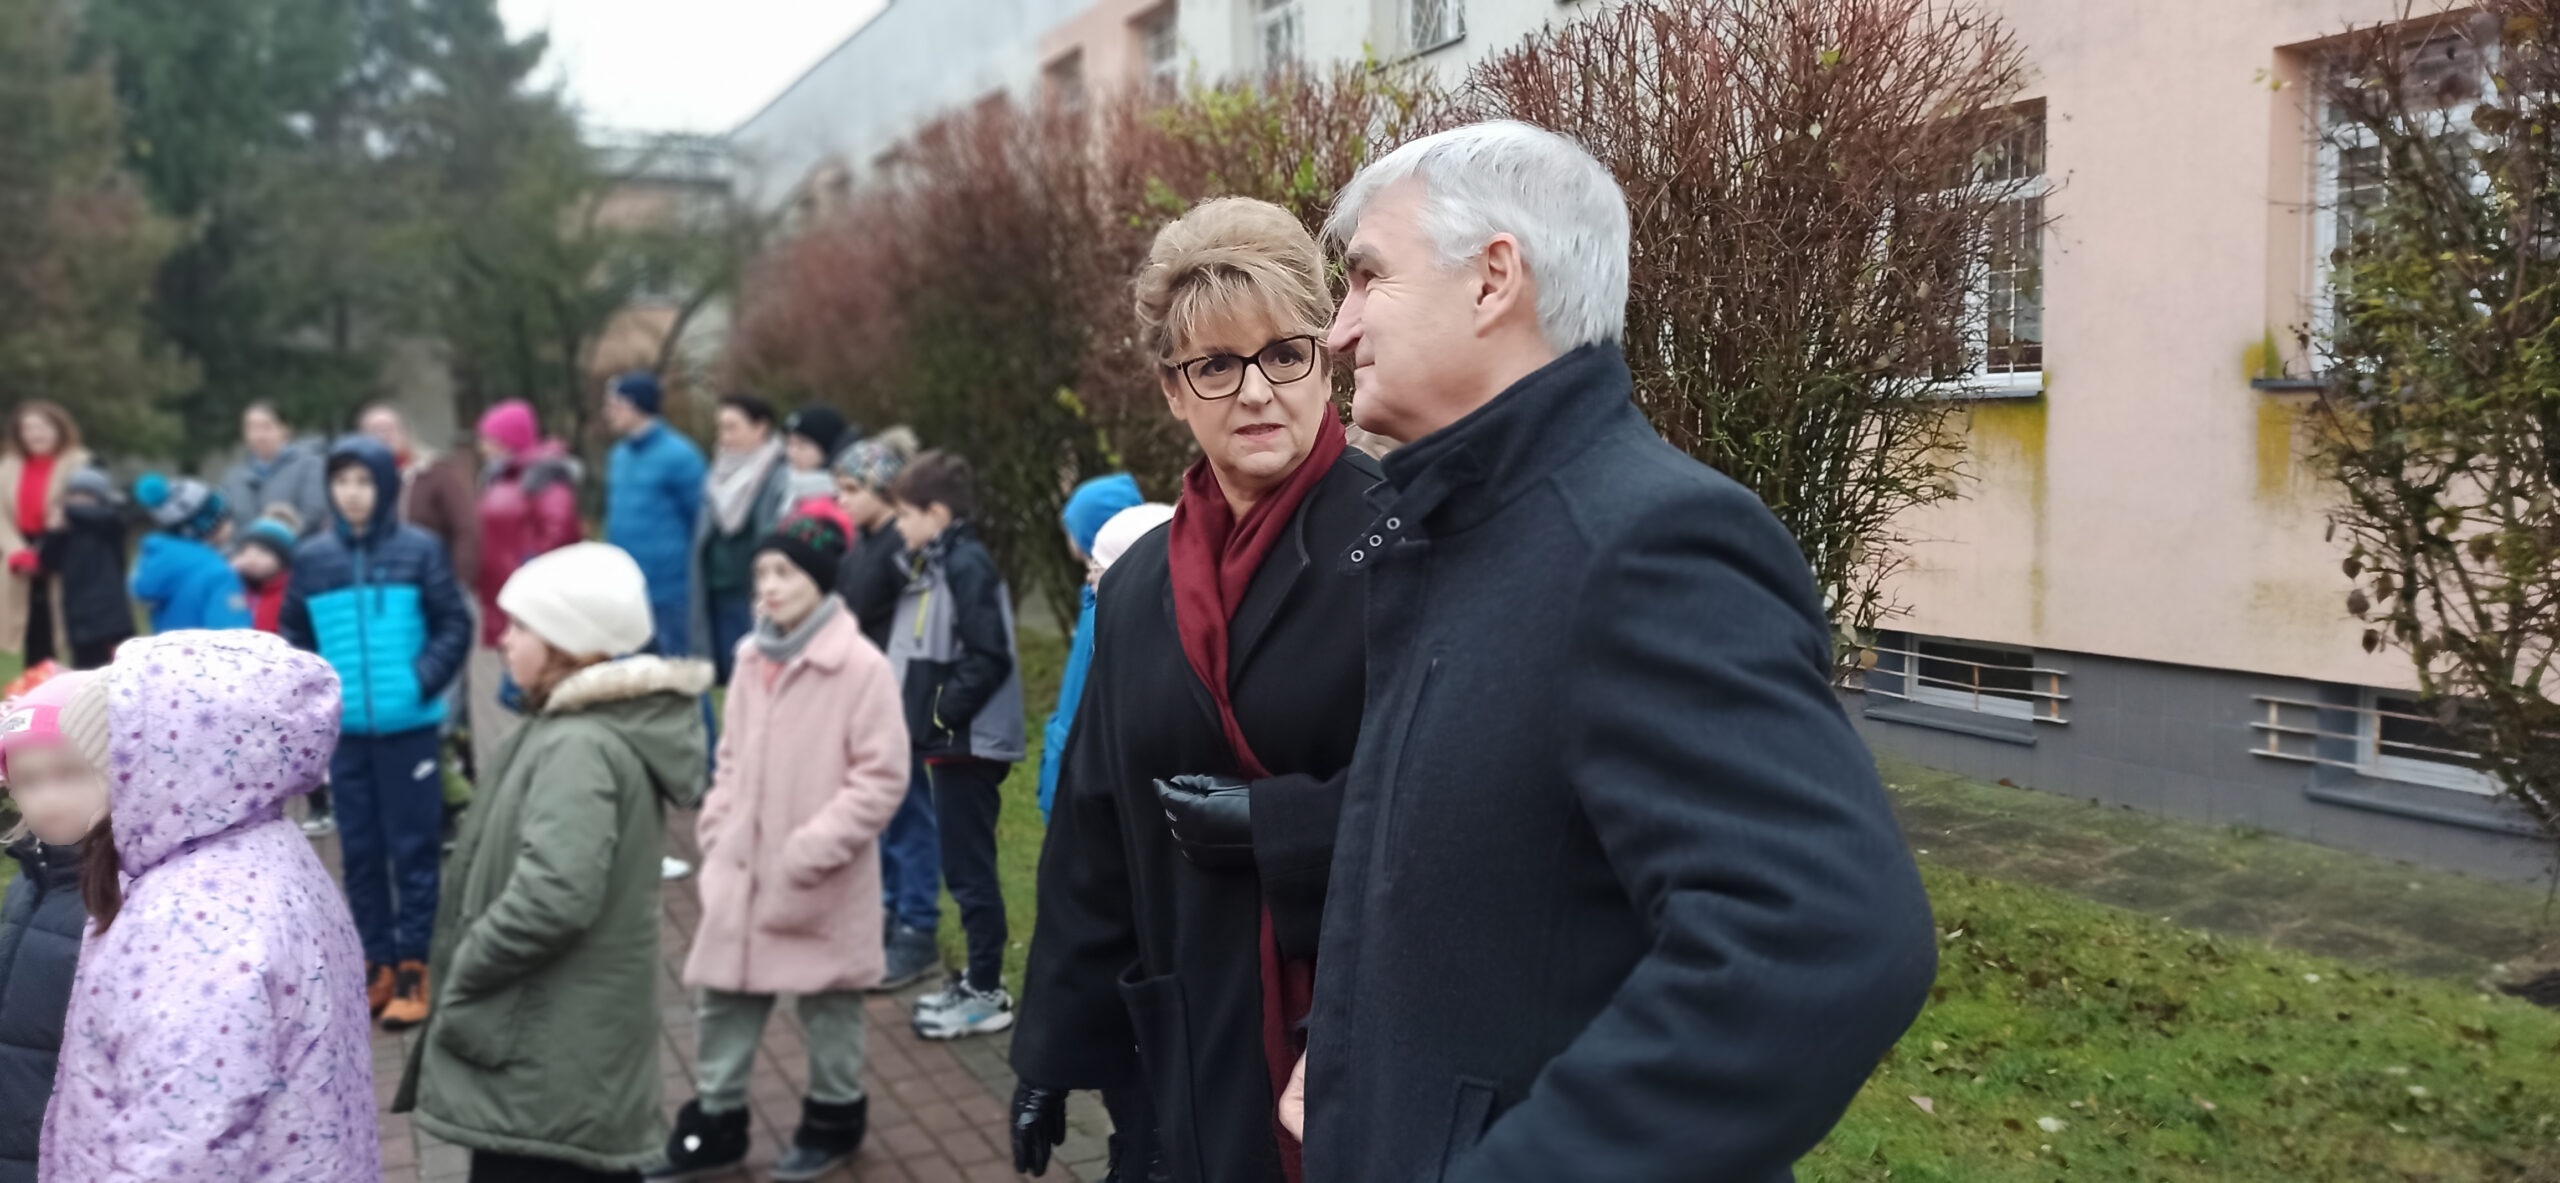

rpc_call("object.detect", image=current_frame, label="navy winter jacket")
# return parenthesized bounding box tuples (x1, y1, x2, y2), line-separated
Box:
(0, 838, 83, 1183)
(281, 436, 472, 736)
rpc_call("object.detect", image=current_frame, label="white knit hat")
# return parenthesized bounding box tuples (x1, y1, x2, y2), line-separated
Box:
(1091, 503, 1175, 573)
(497, 542, 656, 658)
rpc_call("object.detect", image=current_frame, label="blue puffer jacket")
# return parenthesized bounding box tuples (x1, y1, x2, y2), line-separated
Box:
(130, 534, 252, 633)
(281, 436, 472, 737)
(605, 420, 706, 607)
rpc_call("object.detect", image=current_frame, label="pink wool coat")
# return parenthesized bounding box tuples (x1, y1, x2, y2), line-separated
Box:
(684, 602, 910, 995)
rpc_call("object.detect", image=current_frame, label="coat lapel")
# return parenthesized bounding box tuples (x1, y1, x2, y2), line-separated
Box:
(1226, 499, 1309, 683)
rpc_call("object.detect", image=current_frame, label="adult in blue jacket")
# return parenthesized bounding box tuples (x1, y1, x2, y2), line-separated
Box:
(281, 434, 471, 1029)
(1295, 123, 1937, 1183)
(601, 371, 707, 655)
(1036, 473, 1145, 822)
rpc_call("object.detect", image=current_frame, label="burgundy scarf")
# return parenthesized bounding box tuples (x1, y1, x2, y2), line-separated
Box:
(1165, 412, 1345, 1183)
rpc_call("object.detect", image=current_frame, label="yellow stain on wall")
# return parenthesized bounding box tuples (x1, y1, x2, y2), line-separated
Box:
(1963, 397, 2050, 637)
(2256, 397, 2306, 501)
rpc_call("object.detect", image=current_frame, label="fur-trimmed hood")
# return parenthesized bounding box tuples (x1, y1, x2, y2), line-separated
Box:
(540, 655, 713, 716)
(535, 655, 712, 810)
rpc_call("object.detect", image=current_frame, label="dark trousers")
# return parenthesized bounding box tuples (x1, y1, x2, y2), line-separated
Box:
(929, 758, 1009, 992)
(708, 593, 755, 685)
(468, 1150, 639, 1182)
(66, 633, 128, 672)
(331, 726, 445, 965)
(881, 761, 942, 933)
(22, 581, 52, 669)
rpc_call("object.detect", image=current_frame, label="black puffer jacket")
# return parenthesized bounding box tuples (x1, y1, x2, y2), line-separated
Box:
(0, 838, 84, 1182)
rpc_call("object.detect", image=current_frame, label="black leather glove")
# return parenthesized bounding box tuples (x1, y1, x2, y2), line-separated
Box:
(1154, 774, 1254, 870)
(1011, 1081, 1069, 1176)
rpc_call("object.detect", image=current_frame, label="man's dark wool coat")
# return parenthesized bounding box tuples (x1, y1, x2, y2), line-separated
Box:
(1012, 449, 1379, 1183)
(1303, 344, 1939, 1183)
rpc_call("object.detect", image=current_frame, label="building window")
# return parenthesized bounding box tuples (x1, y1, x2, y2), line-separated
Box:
(2362, 691, 2497, 795)
(1410, 0, 1466, 54)
(1946, 100, 2047, 394)
(1868, 633, 2068, 723)
(1256, 0, 1302, 72)
(1045, 50, 1086, 111)
(2315, 23, 2492, 351)
(1140, 5, 1180, 91)
(2249, 689, 2498, 796)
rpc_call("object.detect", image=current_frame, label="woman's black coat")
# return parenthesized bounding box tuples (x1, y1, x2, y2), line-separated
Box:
(1012, 449, 1377, 1183)
(0, 838, 84, 1182)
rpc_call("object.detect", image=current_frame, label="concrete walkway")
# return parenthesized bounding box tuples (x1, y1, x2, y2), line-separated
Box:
(345, 814, 1110, 1183)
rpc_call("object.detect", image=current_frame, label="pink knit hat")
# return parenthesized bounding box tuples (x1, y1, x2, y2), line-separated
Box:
(0, 669, 108, 778)
(478, 399, 540, 456)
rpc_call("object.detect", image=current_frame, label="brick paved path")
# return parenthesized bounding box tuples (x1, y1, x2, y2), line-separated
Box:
(345, 812, 1115, 1183)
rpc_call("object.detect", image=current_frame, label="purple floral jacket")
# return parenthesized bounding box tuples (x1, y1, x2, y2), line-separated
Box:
(40, 630, 379, 1181)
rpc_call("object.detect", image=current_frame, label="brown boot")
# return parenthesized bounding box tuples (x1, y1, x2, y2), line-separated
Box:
(381, 961, 431, 1031)
(366, 963, 395, 1018)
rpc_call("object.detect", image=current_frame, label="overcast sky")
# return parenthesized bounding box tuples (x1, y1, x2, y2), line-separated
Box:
(498, 0, 887, 135)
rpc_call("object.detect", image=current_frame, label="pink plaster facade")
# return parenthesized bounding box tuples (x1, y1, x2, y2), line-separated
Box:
(1040, 0, 1179, 100)
(1889, 0, 2437, 689)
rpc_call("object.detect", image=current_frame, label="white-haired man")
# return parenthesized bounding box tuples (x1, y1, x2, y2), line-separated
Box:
(1297, 120, 1938, 1182)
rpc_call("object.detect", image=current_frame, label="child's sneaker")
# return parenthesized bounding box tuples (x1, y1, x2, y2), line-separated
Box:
(912, 982, 1013, 1040)
(299, 808, 335, 837)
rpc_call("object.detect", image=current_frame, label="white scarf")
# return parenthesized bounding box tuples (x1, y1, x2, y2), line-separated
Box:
(707, 438, 783, 536)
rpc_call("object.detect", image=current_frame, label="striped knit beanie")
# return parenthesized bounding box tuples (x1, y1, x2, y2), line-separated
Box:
(1, 669, 110, 777)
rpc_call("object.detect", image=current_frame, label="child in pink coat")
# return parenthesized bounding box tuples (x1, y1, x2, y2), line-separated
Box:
(651, 508, 909, 1182)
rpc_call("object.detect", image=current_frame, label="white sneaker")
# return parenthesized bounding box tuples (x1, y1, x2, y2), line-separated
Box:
(660, 857, 693, 881)
(300, 812, 336, 838)
(912, 982, 1014, 1040)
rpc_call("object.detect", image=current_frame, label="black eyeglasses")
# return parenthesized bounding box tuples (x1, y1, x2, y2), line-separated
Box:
(1168, 335, 1322, 401)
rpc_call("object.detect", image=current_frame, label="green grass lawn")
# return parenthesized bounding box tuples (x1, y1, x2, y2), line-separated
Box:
(983, 626, 2560, 1178)
(1805, 865, 2560, 1181)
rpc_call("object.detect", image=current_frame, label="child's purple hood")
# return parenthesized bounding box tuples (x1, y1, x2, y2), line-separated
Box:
(104, 630, 340, 874)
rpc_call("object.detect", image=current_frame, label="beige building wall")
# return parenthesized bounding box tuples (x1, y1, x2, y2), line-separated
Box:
(1887, 0, 2423, 689)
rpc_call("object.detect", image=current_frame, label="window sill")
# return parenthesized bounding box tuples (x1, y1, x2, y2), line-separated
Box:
(1407, 32, 1466, 59)
(1862, 698, 2039, 746)
(1950, 372, 2044, 400)
(2305, 780, 2542, 839)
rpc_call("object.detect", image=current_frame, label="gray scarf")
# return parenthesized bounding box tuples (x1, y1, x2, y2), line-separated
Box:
(755, 595, 841, 664)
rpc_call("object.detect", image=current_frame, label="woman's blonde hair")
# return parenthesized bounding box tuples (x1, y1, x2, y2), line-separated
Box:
(1133, 198, 1332, 366)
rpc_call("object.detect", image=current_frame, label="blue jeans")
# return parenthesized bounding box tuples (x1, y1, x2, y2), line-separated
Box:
(331, 727, 445, 965)
(649, 595, 691, 659)
(709, 594, 755, 686)
(881, 761, 941, 933)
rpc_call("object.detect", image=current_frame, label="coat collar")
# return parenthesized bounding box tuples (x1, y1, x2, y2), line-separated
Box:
(1374, 344, 1642, 538)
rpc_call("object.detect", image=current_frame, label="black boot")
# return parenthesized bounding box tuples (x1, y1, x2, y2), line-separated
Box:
(642, 1099, 750, 1181)
(772, 1096, 868, 1182)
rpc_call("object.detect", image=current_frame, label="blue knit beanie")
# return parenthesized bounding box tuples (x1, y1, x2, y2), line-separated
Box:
(607, 371, 664, 417)
(1061, 473, 1144, 556)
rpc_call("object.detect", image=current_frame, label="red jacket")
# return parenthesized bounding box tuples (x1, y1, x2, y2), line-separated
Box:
(476, 442, 584, 646)
(246, 574, 287, 635)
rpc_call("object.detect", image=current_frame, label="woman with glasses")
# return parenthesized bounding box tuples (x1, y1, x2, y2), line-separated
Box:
(1008, 197, 1378, 1183)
